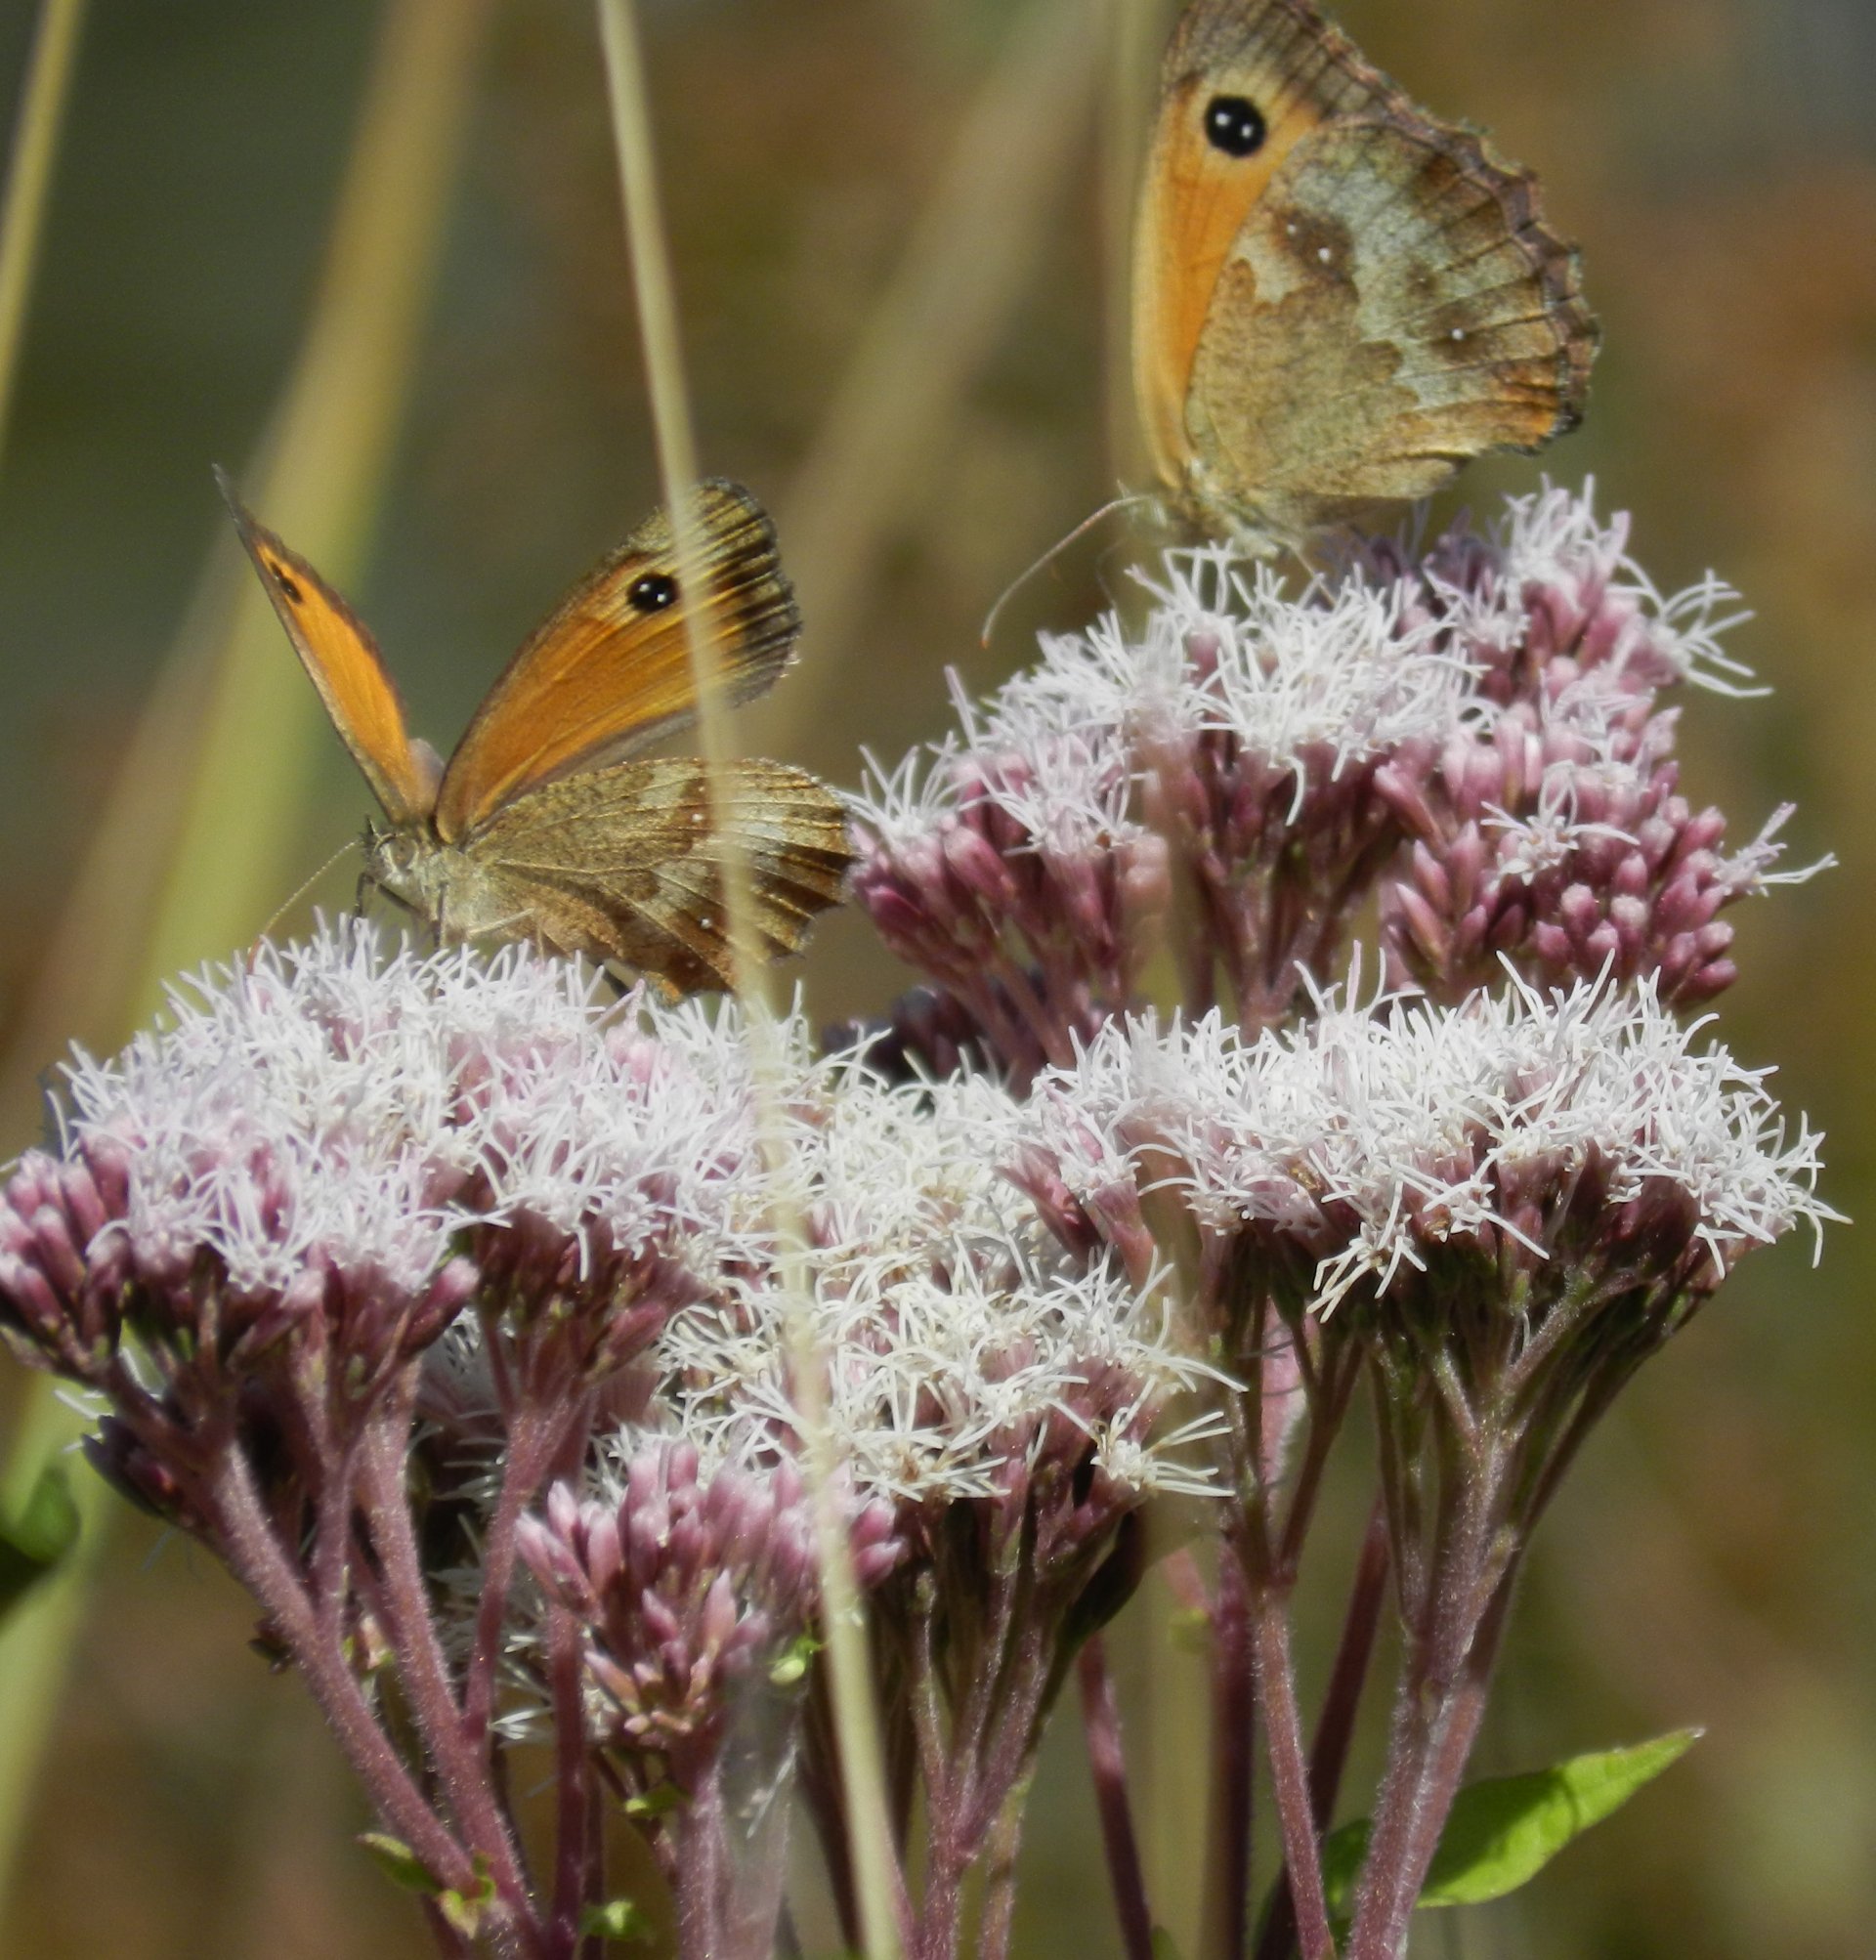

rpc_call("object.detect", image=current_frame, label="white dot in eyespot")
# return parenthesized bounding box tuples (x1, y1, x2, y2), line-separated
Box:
(1451, 326, 1466, 341)
(1318, 246, 1332, 264)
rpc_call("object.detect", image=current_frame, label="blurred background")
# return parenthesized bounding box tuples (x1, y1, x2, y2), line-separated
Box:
(0, 0, 1869, 1953)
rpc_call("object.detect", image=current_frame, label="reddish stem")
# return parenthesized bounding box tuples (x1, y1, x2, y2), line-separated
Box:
(1202, 1557, 1255, 1960)
(361, 1424, 533, 1915)
(1076, 1639, 1154, 1960)
(201, 1436, 490, 1919)
(547, 1603, 592, 1959)
(1255, 1501, 1390, 1960)
(1246, 1575, 1335, 1960)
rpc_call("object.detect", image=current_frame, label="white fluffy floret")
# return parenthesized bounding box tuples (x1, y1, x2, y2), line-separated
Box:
(848, 539, 1480, 851)
(52, 917, 797, 1297)
(1425, 480, 1760, 695)
(1033, 971, 1833, 1313)
(661, 1064, 1225, 1506)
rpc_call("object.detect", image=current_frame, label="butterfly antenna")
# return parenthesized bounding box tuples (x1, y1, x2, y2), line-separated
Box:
(247, 837, 363, 963)
(979, 492, 1154, 651)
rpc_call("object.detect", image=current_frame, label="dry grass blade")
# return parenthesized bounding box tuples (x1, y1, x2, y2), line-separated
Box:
(0, 0, 86, 472)
(140, 0, 495, 999)
(596, 7, 904, 1953)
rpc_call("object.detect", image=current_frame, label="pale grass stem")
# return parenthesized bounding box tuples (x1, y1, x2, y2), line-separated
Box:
(0, 0, 86, 471)
(596, 6, 904, 1955)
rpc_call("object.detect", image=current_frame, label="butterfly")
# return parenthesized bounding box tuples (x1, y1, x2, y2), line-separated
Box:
(220, 471, 852, 994)
(1132, 0, 1599, 544)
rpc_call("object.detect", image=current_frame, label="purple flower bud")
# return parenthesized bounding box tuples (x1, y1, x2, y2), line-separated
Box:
(28, 1207, 85, 1299)
(941, 822, 1018, 910)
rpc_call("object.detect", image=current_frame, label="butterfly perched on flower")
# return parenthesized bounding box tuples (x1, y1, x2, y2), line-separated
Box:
(222, 471, 851, 993)
(1132, 0, 1599, 543)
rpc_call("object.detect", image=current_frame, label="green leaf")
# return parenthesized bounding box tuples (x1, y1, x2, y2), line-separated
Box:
(435, 1854, 497, 1938)
(578, 1897, 655, 1943)
(358, 1833, 443, 1896)
(1151, 1932, 1187, 1960)
(623, 1781, 688, 1820)
(0, 1463, 80, 1618)
(769, 1631, 822, 1687)
(1321, 1729, 1701, 1917)
(359, 1838, 498, 1937)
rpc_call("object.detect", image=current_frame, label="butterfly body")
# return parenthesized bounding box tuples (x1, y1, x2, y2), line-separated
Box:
(1134, 0, 1599, 544)
(224, 472, 850, 994)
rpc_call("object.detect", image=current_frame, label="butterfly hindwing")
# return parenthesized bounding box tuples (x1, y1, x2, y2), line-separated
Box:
(458, 758, 853, 992)
(1134, 0, 1599, 539)
(1187, 119, 1598, 534)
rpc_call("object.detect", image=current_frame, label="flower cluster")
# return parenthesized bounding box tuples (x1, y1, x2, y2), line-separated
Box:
(0, 483, 1837, 1960)
(1359, 487, 1818, 1003)
(1016, 968, 1829, 1333)
(526, 1443, 866, 1785)
(849, 487, 1813, 1081)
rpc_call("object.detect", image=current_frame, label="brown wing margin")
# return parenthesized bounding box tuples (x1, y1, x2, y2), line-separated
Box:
(433, 480, 802, 841)
(215, 468, 435, 825)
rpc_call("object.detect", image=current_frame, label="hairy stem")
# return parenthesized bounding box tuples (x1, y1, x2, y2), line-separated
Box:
(1077, 1638, 1155, 1960)
(547, 1603, 591, 1959)
(1345, 1427, 1506, 1960)
(361, 1422, 532, 1909)
(1256, 1499, 1391, 1960)
(1202, 1556, 1254, 1960)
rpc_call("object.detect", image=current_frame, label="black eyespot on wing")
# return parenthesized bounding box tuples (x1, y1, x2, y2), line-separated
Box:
(1205, 94, 1266, 157)
(268, 560, 305, 605)
(628, 572, 679, 614)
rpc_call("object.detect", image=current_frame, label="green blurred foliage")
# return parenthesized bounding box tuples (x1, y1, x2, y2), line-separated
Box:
(0, 0, 1869, 1954)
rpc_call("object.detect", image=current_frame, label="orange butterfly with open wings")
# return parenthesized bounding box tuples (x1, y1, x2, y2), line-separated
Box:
(222, 472, 851, 994)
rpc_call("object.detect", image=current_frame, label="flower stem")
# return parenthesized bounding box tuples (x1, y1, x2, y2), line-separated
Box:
(977, 1772, 1033, 1960)
(1244, 1567, 1334, 1960)
(201, 1435, 488, 1919)
(1255, 1500, 1389, 1960)
(1077, 1638, 1154, 1960)
(1202, 1557, 1254, 1960)
(546, 1603, 591, 1959)
(464, 1398, 567, 1748)
(361, 1422, 533, 1913)
(1345, 1430, 1506, 1960)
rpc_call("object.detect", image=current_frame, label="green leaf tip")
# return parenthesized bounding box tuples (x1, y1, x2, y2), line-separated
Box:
(579, 1896, 655, 1942)
(1321, 1727, 1702, 1915)
(358, 1833, 442, 1896)
(0, 1461, 80, 1618)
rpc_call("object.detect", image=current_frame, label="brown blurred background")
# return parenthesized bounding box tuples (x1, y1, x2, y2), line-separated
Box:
(0, 0, 1869, 1953)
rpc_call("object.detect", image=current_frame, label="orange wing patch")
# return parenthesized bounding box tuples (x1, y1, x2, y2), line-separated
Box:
(216, 469, 437, 825)
(1131, 0, 1396, 489)
(432, 480, 801, 841)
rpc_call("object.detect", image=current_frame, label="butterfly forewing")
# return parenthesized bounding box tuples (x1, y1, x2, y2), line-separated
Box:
(1133, 0, 1395, 487)
(432, 479, 801, 841)
(216, 469, 436, 825)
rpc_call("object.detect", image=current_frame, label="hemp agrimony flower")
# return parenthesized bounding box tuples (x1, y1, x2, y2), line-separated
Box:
(0, 485, 1835, 1960)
